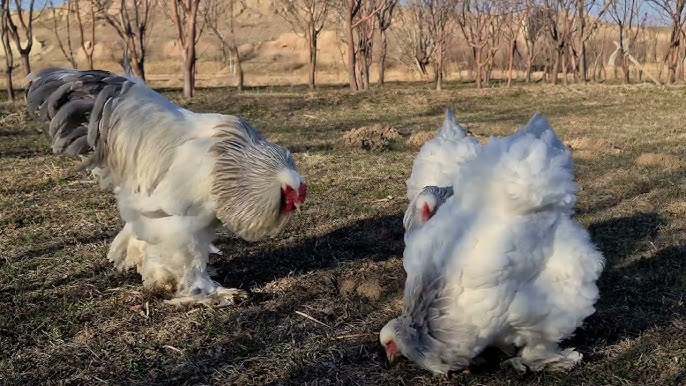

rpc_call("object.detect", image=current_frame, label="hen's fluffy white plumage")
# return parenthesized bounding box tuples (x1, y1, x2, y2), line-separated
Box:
(381, 112, 604, 374)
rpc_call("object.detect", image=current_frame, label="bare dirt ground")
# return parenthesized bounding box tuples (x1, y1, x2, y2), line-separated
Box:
(1, 82, 685, 385)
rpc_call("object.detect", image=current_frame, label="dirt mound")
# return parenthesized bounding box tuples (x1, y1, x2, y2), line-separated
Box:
(635, 153, 685, 171)
(565, 136, 621, 154)
(339, 277, 383, 301)
(405, 131, 435, 148)
(339, 124, 401, 151)
(667, 201, 686, 215)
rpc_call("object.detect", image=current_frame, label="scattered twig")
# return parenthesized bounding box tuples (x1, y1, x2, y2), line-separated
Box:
(163, 345, 184, 354)
(335, 333, 375, 340)
(295, 310, 331, 328)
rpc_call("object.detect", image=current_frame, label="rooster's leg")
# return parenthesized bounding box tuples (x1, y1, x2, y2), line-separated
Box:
(165, 268, 247, 307)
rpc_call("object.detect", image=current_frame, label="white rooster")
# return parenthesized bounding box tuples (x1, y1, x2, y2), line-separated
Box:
(381, 112, 604, 373)
(403, 109, 480, 236)
(25, 69, 307, 306)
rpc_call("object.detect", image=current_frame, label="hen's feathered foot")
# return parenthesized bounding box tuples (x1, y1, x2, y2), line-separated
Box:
(502, 345, 582, 372)
(165, 287, 248, 307)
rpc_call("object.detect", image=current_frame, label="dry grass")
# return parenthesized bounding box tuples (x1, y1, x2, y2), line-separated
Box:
(1, 82, 685, 385)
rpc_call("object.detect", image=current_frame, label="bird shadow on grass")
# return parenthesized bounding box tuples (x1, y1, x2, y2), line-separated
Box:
(567, 212, 685, 354)
(211, 213, 405, 292)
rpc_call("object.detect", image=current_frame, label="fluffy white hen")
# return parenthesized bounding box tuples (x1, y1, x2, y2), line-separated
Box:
(25, 69, 307, 306)
(381, 112, 604, 373)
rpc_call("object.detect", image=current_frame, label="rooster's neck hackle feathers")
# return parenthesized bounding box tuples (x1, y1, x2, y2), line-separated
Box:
(210, 118, 300, 241)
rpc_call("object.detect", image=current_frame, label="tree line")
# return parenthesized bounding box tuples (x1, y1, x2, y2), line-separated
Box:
(0, 0, 684, 99)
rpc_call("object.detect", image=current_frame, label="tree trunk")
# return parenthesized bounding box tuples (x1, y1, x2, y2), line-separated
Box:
(20, 51, 30, 76)
(507, 39, 516, 87)
(2, 31, 13, 101)
(183, 42, 196, 97)
(562, 47, 568, 86)
(307, 27, 316, 89)
(345, 4, 357, 91)
(232, 44, 243, 91)
(134, 57, 146, 81)
(578, 0, 587, 83)
(5, 68, 13, 100)
(525, 41, 534, 83)
(475, 48, 482, 89)
(378, 28, 388, 86)
(435, 42, 443, 91)
(183, 1, 198, 98)
(552, 48, 561, 85)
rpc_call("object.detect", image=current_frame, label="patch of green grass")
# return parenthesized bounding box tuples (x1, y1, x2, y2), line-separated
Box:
(1, 82, 685, 385)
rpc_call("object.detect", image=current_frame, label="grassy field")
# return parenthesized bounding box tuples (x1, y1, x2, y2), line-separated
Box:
(0, 81, 685, 385)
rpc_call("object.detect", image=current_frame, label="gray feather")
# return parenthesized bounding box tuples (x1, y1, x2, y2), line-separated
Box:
(52, 126, 88, 154)
(25, 68, 130, 166)
(48, 99, 94, 138)
(64, 135, 91, 155)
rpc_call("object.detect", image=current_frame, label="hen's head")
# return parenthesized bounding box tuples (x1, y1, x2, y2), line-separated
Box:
(403, 186, 454, 235)
(278, 168, 307, 213)
(379, 317, 406, 364)
(380, 316, 466, 374)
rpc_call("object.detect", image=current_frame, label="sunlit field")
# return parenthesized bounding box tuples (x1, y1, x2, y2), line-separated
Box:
(1, 81, 685, 385)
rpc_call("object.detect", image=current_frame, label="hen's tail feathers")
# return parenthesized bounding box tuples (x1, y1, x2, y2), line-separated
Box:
(517, 113, 573, 173)
(25, 68, 135, 169)
(436, 107, 468, 141)
(492, 116, 577, 215)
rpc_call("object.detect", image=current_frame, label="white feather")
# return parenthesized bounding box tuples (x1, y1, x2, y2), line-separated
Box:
(405, 108, 481, 202)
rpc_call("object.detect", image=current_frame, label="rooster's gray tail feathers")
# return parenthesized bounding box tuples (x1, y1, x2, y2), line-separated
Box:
(25, 68, 132, 167)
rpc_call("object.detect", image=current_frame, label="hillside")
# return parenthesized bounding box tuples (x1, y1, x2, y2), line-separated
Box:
(0, 1, 677, 88)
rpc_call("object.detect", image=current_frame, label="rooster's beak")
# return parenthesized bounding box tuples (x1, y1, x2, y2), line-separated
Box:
(294, 202, 302, 212)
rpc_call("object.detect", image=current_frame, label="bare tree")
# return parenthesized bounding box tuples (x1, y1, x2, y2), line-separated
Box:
(375, 0, 397, 86)
(0, 0, 15, 100)
(501, 0, 525, 87)
(573, 0, 612, 82)
(422, 0, 454, 91)
(341, 0, 383, 91)
(355, 0, 378, 90)
(608, 0, 645, 83)
(540, 0, 572, 85)
(392, 2, 435, 77)
(456, 0, 504, 88)
(275, 0, 331, 89)
(97, 0, 156, 80)
(523, 0, 546, 82)
(647, 0, 686, 83)
(73, 0, 97, 69)
(46, 0, 78, 68)
(169, 0, 203, 97)
(205, 0, 245, 90)
(4, 0, 43, 76)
